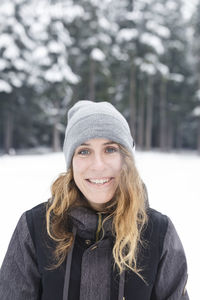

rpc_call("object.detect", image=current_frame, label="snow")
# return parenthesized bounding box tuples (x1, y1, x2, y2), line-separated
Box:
(57, 4, 84, 22)
(195, 89, 200, 100)
(91, 48, 106, 62)
(62, 65, 80, 84)
(9, 73, 23, 88)
(0, 79, 12, 93)
(0, 59, 9, 71)
(0, 2, 14, 16)
(98, 33, 112, 45)
(117, 28, 138, 43)
(166, 1, 177, 11)
(48, 41, 64, 54)
(156, 63, 169, 76)
(140, 33, 164, 55)
(146, 21, 170, 38)
(3, 44, 20, 60)
(111, 45, 129, 61)
(0, 150, 199, 299)
(0, 34, 14, 48)
(13, 58, 30, 71)
(126, 11, 143, 22)
(44, 66, 63, 83)
(32, 46, 49, 61)
(192, 106, 200, 117)
(140, 62, 156, 75)
(99, 17, 110, 30)
(169, 73, 185, 82)
(44, 64, 79, 84)
(182, 0, 198, 20)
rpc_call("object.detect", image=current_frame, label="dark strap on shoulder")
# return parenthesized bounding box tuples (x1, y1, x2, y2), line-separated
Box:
(63, 226, 77, 300)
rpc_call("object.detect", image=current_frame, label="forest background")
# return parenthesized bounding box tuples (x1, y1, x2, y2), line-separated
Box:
(0, 0, 200, 154)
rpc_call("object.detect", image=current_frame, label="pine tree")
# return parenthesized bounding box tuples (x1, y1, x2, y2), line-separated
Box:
(0, 0, 35, 153)
(191, 0, 200, 153)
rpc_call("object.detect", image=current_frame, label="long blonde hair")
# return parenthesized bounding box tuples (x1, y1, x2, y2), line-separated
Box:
(46, 144, 148, 278)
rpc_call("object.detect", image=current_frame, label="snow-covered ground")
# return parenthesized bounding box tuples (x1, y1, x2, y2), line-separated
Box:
(0, 150, 199, 299)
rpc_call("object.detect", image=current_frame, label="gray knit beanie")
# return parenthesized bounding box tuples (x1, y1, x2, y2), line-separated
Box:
(63, 100, 135, 170)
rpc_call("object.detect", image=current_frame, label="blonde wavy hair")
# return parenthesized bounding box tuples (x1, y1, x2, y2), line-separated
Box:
(46, 144, 148, 279)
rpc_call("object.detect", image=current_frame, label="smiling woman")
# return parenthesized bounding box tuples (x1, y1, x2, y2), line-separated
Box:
(0, 100, 189, 300)
(72, 138, 122, 211)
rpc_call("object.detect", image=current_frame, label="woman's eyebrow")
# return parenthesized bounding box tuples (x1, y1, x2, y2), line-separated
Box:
(103, 141, 117, 145)
(80, 141, 117, 146)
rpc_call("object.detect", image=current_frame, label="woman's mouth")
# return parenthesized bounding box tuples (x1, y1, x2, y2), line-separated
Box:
(85, 177, 113, 186)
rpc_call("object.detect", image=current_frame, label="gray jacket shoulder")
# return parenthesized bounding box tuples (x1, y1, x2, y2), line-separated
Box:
(0, 212, 41, 300)
(151, 211, 189, 299)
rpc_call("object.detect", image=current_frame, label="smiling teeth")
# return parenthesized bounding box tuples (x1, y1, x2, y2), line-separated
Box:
(89, 178, 110, 184)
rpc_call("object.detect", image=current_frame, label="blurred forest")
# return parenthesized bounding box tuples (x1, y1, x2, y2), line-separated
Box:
(0, 0, 200, 154)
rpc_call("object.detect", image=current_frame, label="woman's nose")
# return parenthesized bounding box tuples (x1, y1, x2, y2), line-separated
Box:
(91, 154, 105, 170)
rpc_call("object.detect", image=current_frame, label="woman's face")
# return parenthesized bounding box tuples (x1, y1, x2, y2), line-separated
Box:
(72, 138, 123, 211)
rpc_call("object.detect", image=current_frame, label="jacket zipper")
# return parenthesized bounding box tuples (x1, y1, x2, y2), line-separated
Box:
(95, 213, 102, 242)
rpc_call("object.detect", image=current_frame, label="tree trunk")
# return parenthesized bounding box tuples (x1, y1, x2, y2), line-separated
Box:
(52, 101, 61, 152)
(129, 61, 136, 139)
(52, 122, 61, 152)
(3, 108, 14, 154)
(137, 79, 145, 149)
(166, 115, 173, 151)
(175, 116, 182, 150)
(159, 78, 167, 150)
(89, 58, 95, 101)
(197, 119, 200, 154)
(145, 76, 154, 150)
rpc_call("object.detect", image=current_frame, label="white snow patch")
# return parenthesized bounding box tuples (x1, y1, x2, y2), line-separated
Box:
(48, 41, 64, 54)
(91, 48, 105, 62)
(140, 33, 164, 55)
(62, 65, 80, 84)
(140, 63, 156, 75)
(146, 21, 170, 38)
(0, 59, 9, 71)
(192, 106, 200, 117)
(44, 66, 63, 83)
(111, 45, 129, 61)
(0, 2, 14, 16)
(0, 34, 14, 48)
(156, 63, 169, 76)
(0, 79, 12, 93)
(61, 5, 84, 22)
(32, 46, 49, 60)
(3, 44, 20, 60)
(117, 28, 138, 43)
(169, 73, 184, 82)
(126, 11, 143, 22)
(13, 58, 29, 71)
(98, 33, 112, 45)
(10, 74, 23, 88)
(195, 89, 200, 100)
(166, 0, 177, 10)
(99, 17, 110, 30)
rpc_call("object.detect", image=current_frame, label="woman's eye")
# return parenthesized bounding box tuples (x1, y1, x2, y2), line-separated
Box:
(106, 147, 118, 153)
(77, 149, 90, 155)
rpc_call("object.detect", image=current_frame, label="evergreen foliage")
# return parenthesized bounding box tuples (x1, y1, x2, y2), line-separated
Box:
(0, 0, 199, 153)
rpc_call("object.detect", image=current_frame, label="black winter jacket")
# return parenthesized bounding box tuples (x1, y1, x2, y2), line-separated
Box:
(0, 202, 189, 300)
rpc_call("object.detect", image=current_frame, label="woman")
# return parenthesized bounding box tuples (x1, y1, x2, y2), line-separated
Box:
(0, 100, 189, 299)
